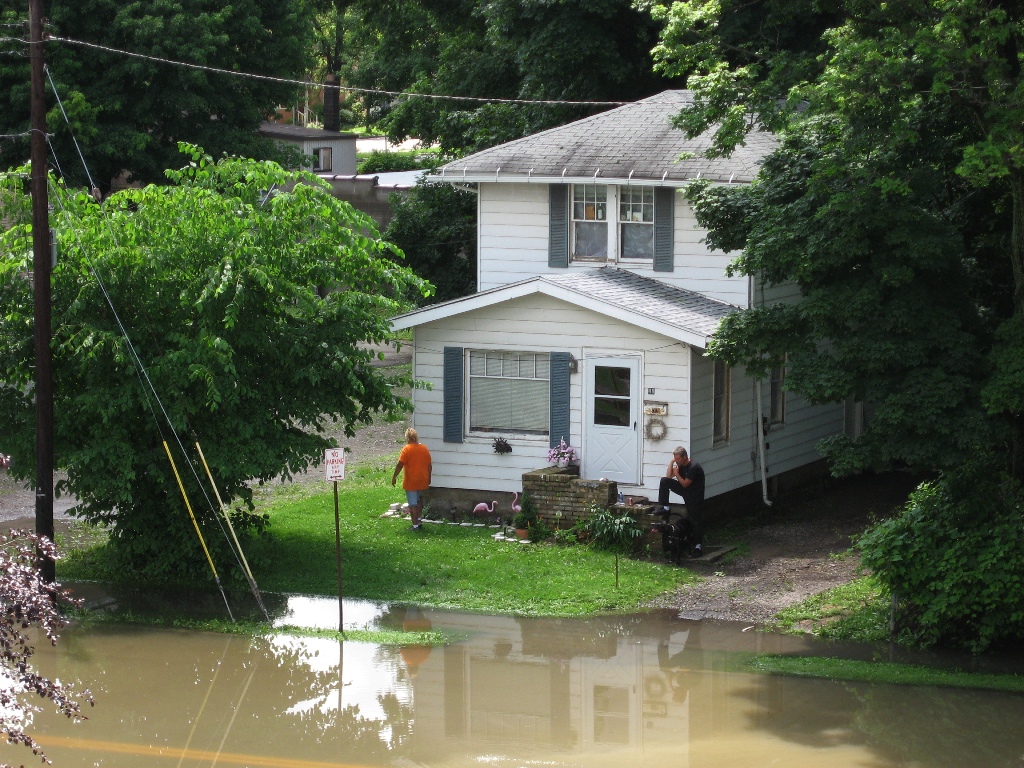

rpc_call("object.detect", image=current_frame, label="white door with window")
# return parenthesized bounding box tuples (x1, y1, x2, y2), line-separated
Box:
(583, 357, 641, 485)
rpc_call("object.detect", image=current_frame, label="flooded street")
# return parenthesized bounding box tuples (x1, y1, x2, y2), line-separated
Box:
(27, 596, 1024, 768)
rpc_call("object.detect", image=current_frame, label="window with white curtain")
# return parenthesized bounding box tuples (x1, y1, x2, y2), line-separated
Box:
(571, 184, 608, 259)
(619, 185, 654, 259)
(469, 350, 549, 435)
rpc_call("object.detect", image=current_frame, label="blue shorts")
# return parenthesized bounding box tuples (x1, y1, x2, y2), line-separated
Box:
(405, 490, 423, 506)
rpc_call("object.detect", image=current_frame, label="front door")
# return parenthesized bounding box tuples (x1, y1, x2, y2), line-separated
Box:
(583, 357, 641, 485)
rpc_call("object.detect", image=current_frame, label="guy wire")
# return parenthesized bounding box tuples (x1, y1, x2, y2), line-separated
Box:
(45, 65, 98, 191)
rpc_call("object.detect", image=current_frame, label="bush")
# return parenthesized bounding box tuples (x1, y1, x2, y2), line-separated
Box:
(358, 150, 437, 174)
(584, 506, 644, 554)
(510, 492, 538, 530)
(554, 521, 591, 546)
(858, 469, 1024, 651)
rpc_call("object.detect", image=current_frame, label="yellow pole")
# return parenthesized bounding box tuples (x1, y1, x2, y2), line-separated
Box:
(162, 440, 234, 621)
(194, 442, 268, 620)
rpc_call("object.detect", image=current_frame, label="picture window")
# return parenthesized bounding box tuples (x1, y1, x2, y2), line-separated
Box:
(468, 350, 549, 435)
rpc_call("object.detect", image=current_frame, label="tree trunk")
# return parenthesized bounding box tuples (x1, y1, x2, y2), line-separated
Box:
(1008, 171, 1024, 481)
(1011, 171, 1024, 317)
(323, 72, 340, 132)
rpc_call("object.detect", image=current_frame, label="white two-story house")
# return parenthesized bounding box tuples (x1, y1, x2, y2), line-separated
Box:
(391, 91, 847, 510)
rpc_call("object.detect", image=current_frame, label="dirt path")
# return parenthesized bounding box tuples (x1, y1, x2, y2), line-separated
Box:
(645, 471, 921, 623)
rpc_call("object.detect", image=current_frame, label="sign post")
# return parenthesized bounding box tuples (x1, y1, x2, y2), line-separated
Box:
(325, 449, 346, 632)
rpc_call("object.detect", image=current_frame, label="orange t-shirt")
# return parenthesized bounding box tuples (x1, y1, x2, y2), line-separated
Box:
(398, 443, 431, 491)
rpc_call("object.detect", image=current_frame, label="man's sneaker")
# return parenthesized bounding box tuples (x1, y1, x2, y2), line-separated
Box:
(691, 545, 703, 559)
(411, 524, 422, 531)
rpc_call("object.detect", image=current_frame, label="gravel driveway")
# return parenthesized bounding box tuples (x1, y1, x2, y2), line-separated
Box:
(645, 471, 920, 624)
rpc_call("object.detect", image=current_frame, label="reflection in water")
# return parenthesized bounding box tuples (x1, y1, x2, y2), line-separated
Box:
(24, 598, 1024, 767)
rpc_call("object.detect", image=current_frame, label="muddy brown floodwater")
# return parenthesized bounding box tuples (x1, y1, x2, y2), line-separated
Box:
(28, 599, 1024, 768)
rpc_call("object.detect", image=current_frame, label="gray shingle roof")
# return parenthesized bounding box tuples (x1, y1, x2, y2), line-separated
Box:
(541, 267, 740, 338)
(435, 91, 776, 185)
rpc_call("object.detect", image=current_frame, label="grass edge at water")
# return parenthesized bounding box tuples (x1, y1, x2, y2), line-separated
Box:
(746, 654, 1024, 694)
(71, 610, 458, 646)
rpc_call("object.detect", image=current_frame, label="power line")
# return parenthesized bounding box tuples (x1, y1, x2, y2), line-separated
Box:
(48, 35, 629, 108)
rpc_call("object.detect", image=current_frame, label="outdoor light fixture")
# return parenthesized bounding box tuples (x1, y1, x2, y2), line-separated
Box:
(568, 355, 578, 373)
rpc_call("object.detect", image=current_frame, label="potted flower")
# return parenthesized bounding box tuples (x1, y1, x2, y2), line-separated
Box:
(547, 438, 578, 468)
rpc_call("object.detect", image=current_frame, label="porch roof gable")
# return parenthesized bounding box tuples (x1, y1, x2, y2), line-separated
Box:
(390, 267, 741, 349)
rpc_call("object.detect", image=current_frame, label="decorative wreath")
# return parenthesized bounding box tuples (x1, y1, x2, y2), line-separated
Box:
(645, 418, 668, 441)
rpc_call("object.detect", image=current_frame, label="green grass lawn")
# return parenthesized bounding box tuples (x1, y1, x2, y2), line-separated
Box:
(246, 457, 695, 616)
(59, 455, 696, 618)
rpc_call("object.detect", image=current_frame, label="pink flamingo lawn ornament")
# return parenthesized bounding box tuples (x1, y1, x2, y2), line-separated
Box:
(510, 492, 522, 515)
(472, 500, 499, 526)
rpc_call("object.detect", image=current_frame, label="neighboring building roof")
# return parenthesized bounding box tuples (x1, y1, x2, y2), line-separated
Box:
(391, 266, 741, 348)
(259, 122, 356, 141)
(430, 91, 776, 186)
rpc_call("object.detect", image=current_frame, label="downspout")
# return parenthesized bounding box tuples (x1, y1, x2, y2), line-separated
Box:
(755, 379, 773, 507)
(750, 274, 773, 507)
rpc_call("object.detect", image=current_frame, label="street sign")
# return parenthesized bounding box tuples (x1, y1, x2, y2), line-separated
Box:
(324, 449, 346, 482)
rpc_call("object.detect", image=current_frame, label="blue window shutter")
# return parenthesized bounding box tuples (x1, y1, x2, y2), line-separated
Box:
(548, 185, 569, 268)
(443, 347, 464, 443)
(549, 352, 571, 448)
(653, 187, 675, 272)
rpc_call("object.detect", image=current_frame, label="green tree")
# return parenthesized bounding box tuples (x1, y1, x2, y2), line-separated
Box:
(306, 0, 362, 129)
(344, 0, 672, 153)
(0, 147, 430, 579)
(0, 0, 313, 190)
(384, 181, 476, 305)
(651, 0, 1023, 479)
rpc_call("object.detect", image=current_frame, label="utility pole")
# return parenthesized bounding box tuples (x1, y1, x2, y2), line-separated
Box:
(29, 0, 54, 583)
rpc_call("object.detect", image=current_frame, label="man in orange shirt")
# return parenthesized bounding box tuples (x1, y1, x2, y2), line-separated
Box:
(392, 428, 432, 531)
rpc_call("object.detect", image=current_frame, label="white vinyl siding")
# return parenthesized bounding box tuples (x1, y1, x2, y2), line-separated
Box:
(410, 298, 845, 499)
(409, 293, 692, 496)
(477, 183, 749, 304)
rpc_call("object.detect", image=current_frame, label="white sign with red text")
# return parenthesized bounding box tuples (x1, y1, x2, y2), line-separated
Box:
(324, 449, 346, 482)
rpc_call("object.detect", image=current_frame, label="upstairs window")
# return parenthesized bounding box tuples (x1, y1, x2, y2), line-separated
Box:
(551, 184, 674, 271)
(619, 186, 654, 259)
(572, 184, 608, 259)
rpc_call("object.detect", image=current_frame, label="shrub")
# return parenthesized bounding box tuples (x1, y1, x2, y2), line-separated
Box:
(529, 520, 554, 542)
(357, 150, 436, 174)
(510, 492, 538, 530)
(584, 506, 644, 554)
(858, 469, 1024, 651)
(554, 521, 591, 546)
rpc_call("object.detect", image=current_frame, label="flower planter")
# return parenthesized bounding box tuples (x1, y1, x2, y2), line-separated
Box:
(514, 528, 530, 540)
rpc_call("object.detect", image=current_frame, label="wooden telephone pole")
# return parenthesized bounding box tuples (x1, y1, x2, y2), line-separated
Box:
(29, 0, 54, 582)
